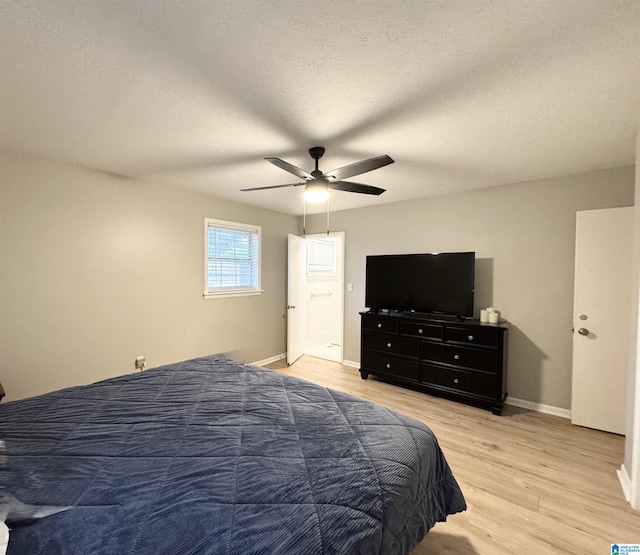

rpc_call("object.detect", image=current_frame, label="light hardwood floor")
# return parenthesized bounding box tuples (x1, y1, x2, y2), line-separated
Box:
(265, 356, 640, 554)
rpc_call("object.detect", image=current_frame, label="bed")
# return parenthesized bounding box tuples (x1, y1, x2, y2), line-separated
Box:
(0, 355, 466, 554)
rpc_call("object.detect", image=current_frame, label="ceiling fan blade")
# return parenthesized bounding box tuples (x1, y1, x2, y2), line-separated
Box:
(241, 182, 306, 192)
(325, 155, 394, 181)
(265, 157, 314, 180)
(328, 181, 386, 195)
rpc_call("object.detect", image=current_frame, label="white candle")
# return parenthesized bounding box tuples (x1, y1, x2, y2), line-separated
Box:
(489, 311, 499, 323)
(480, 309, 489, 322)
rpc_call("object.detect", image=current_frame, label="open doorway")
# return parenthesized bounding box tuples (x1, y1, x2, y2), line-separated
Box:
(302, 232, 344, 363)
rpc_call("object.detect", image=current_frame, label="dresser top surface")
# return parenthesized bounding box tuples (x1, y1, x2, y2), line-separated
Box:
(360, 310, 509, 330)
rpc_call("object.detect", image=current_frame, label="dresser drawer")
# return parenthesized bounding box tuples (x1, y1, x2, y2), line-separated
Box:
(363, 332, 419, 358)
(445, 326, 499, 348)
(363, 317, 398, 334)
(422, 364, 496, 398)
(362, 351, 419, 381)
(421, 342, 497, 372)
(399, 321, 443, 340)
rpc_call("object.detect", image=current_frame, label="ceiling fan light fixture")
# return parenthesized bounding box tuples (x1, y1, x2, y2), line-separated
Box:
(303, 184, 329, 203)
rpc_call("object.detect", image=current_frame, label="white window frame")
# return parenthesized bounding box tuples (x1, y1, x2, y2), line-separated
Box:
(204, 218, 262, 298)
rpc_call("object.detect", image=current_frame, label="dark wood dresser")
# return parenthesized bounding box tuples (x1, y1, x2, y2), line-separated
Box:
(360, 311, 508, 415)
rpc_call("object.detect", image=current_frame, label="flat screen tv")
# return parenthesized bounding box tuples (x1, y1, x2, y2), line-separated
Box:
(365, 252, 475, 317)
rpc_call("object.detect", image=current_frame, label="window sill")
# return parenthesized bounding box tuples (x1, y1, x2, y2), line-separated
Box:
(203, 290, 263, 299)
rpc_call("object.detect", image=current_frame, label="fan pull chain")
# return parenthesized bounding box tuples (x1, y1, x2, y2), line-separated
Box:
(303, 199, 307, 235)
(326, 196, 330, 235)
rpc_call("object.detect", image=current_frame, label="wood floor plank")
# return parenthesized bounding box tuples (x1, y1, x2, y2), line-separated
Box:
(265, 356, 640, 554)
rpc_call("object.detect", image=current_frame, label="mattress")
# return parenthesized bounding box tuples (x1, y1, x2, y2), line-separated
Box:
(0, 355, 465, 554)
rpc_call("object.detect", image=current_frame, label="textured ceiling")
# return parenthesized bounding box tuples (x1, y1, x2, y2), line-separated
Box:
(1, 1, 639, 215)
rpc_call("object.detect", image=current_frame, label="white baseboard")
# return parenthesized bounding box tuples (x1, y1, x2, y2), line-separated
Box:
(617, 464, 632, 503)
(505, 396, 571, 419)
(341, 359, 359, 369)
(251, 353, 285, 367)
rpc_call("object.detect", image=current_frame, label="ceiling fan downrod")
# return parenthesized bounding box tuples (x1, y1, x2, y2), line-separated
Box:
(309, 146, 325, 177)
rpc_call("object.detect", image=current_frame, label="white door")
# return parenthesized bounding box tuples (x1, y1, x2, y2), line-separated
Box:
(287, 234, 306, 365)
(572, 207, 633, 434)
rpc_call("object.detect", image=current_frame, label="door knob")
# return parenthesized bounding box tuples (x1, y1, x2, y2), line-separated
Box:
(286, 305, 296, 310)
(577, 328, 589, 336)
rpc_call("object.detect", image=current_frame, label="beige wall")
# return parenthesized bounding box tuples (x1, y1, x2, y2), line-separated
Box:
(303, 166, 635, 410)
(0, 150, 297, 401)
(1, 148, 635, 411)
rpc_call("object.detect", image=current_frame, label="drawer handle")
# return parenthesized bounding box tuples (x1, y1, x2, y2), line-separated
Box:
(454, 354, 460, 360)
(454, 378, 459, 384)
(468, 335, 474, 341)
(387, 342, 392, 348)
(418, 328, 423, 334)
(377, 323, 382, 328)
(386, 363, 391, 369)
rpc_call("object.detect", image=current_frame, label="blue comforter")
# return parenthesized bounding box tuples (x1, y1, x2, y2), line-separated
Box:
(0, 355, 465, 554)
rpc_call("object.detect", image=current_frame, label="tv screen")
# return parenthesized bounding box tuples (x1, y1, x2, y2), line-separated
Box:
(365, 252, 475, 317)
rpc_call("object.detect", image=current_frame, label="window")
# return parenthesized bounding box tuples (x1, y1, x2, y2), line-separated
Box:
(204, 218, 261, 298)
(307, 237, 336, 275)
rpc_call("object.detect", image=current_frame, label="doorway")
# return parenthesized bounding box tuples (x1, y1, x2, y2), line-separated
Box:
(287, 232, 344, 364)
(304, 232, 344, 362)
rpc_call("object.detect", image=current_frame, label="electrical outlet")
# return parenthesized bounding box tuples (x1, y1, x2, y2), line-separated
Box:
(135, 356, 146, 370)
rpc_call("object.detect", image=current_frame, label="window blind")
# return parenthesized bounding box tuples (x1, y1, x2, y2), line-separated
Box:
(205, 219, 261, 296)
(307, 237, 336, 275)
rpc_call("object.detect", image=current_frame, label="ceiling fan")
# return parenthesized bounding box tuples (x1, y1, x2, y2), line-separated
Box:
(240, 147, 394, 199)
